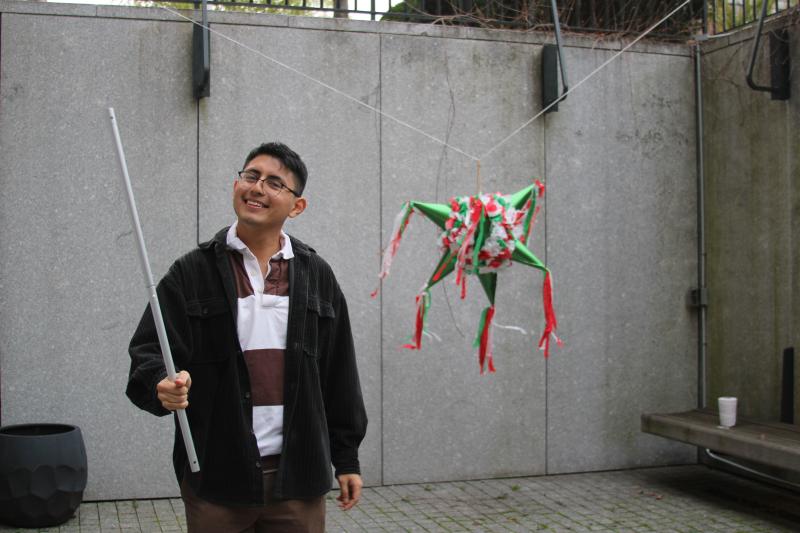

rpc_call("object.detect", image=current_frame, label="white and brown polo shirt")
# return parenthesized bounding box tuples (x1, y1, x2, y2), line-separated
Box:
(225, 223, 292, 458)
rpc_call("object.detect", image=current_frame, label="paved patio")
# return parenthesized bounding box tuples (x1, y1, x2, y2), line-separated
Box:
(1, 465, 798, 532)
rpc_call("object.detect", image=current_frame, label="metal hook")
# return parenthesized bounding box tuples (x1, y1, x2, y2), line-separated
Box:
(193, 0, 211, 99)
(542, 0, 569, 113)
(745, 0, 790, 101)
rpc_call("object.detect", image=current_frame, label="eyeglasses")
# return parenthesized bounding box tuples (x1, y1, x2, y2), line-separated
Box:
(237, 170, 301, 197)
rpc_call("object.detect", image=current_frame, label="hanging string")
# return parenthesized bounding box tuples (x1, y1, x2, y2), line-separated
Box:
(476, 160, 482, 195)
(159, 0, 692, 165)
(159, 5, 480, 162)
(479, 0, 692, 160)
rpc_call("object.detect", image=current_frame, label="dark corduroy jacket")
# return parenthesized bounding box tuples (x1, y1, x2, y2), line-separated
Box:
(126, 227, 367, 505)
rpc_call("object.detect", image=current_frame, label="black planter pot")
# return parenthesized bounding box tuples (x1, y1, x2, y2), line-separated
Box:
(0, 423, 88, 528)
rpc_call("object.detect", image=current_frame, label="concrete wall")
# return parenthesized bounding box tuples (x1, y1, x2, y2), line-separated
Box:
(0, 0, 698, 500)
(701, 16, 800, 422)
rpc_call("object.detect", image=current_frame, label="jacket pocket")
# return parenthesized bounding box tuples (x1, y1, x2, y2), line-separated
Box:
(303, 296, 336, 358)
(186, 297, 228, 319)
(186, 297, 231, 364)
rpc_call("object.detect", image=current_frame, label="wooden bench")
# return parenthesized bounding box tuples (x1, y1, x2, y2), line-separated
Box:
(641, 409, 800, 472)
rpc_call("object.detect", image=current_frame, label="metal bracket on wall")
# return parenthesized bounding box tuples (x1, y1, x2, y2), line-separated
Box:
(193, 0, 210, 99)
(541, 0, 569, 113)
(782, 347, 794, 424)
(745, 0, 790, 101)
(690, 287, 708, 309)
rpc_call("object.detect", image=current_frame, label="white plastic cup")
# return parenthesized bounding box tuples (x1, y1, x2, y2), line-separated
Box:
(718, 397, 737, 427)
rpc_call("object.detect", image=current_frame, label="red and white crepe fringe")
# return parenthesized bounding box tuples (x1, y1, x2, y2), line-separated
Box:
(477, 305, 496, 374)
(372, 202, 414, 298)
(537, 271, 562, 358)
(523, 180, 545, 245)
(402, 290, 429, 351)
(454, 199, 484, 299)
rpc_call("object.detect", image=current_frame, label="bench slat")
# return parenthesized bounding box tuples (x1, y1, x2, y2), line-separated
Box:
(641, 409, 800, 472)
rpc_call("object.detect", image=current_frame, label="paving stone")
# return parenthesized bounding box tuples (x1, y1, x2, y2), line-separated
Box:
(1, 466, 799, 532)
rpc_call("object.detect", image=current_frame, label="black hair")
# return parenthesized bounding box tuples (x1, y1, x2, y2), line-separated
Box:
(243, 142, 308, 195)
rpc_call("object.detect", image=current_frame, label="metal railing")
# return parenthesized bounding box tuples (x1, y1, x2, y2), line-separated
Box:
(710, 0, 799, 33)
(179, 0, 706, 36)
(164, 1, 799, 35)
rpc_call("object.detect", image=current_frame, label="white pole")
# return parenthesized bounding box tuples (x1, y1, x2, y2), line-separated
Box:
(108, 107, 200, 473)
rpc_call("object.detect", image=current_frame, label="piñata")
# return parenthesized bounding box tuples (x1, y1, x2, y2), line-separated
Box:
(373, 181, 560, 373)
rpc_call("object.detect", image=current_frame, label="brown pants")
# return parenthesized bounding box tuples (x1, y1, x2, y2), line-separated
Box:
(180, 459, 325, 533)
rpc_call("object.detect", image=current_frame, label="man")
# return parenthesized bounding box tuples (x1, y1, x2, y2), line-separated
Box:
(127, 142, 367, 533)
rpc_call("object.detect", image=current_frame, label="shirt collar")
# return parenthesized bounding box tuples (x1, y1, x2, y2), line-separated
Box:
(226, 222, 294, 260)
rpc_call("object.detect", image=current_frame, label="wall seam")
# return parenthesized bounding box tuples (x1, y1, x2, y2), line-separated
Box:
(378, 31, 385, 487)
(196, 100, 200, 246)
(0, 10, 3, 426)
(543, 110, 549, 476)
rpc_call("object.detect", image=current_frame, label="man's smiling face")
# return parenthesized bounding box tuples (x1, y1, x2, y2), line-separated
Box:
(232, 154, 305, 232)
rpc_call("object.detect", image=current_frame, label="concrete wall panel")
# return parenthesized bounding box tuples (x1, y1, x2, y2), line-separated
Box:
(379, 33, 548, 484)
(0, 13, 196, 499)
(794, 30, 800, 423)
(545, 48, 699, 473)
(702, 21, 800, 422)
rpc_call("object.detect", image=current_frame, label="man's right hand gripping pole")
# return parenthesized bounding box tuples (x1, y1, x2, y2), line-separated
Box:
(157, 370, 192, 411)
